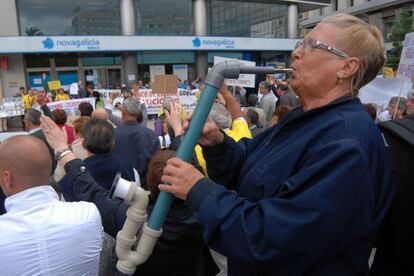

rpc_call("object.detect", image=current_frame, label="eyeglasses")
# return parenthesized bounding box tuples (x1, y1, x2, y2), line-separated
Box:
(294, 39, 349, 58)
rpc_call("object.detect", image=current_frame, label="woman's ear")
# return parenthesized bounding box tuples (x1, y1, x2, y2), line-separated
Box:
(338, 57, 360, 79)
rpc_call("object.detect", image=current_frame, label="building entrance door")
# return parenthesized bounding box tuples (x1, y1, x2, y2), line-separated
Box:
(84, 66, 122, 89)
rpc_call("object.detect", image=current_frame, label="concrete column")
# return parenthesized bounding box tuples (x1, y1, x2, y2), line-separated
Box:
(194, 0, 208, 79)
(120, 0, 138, 86)
(287, 4, 298, 39)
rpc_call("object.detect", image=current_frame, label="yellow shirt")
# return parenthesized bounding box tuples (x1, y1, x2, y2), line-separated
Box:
(55, 93, 70, 101)
(195, 117, 252, 175)
(22, 94, 36, 110)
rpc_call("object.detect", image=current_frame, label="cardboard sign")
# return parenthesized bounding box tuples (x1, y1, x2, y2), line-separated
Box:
(151, 75, 179, 94)
(48, 80, 62, 91)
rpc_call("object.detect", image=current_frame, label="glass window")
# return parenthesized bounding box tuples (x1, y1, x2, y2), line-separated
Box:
(25, 54, 51, 68)
(18, 0, 121, 36)
(209, 0, 287, 38)
(18, 0, 193, 36)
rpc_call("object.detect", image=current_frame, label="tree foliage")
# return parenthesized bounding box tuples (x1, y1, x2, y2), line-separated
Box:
(25, 26, 44, 36)
(387, 9, 413, 69)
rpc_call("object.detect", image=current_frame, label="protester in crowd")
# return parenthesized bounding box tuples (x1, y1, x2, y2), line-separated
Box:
(92, 90, 105, 108)
(86, 84, 94, 97)
(52, 109, 76, 145)
(15, 86, 26, 97)
(22, 89, 36, 111)
(55, 88, 70, 101)
(54, 116, 90, 182)
(247, 93, 258, 107)
(92, 107, 117, 128)
(0, 135, 103, 275)
(158, 14, 394, 275)
(388, 96, 407, 120)
(79, 102, 94, 117)
(157, 114, 171, 149)
(24, 108, 56, 174)
(275, 84, 299, 108)
(406, 90, 414, 116)
(378, 96, 407, 121)
(363, 103, 377, 121)
(77, 80, 87, 98)
(113, 97, 159, 189)
(131, 87, 148, 127)
(245, 108, 263, 137)
(195, 84, 252, 175)
(371, 89, 414, 275)
(235, 86, 247, 107)
(270, 105, 294, 126)
(121, 86, 131, 99)
(39, 116, 205, 275)
(106, 90, 147, 128)
(59, 119, 135, 201)
(258, 81, 277, 125)
(191, 77, 203, 89)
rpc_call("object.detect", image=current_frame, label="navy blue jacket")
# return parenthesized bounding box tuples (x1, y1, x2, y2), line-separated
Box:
(187, 97, 394, 275)
(58, 152, 135, 201)
(113, 121, 160, 189)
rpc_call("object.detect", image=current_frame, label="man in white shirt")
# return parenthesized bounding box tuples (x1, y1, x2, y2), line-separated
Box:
(0, 135, 103, 276)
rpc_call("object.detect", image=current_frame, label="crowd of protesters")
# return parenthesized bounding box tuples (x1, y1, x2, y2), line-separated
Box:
(0, 13, 414, 276)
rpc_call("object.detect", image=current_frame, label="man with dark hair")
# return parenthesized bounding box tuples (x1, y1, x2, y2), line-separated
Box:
(78, 102, 94, 116)
(113, 97, 159, 189)
(58, 119, 135, 201)
(276, 84, 299, 108)
(0, 136, 102, 275)
(245, 108, 263, 137)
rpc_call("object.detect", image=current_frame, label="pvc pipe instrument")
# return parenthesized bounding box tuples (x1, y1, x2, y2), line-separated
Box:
(116, 61, 292, 274)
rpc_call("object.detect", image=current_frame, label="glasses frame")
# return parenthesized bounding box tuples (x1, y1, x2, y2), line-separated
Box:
(295, 39, 349, 58)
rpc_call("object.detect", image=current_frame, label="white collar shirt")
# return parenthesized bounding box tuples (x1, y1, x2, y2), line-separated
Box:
(0, 186, 103, 276)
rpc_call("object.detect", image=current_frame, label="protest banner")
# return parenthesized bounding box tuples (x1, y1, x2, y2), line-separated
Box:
(48, 80, 62, 91)
(359, 76, 413, 110)
(214, 56, 256, 88)
(97, 88, 197, 115)
(0, 97, 25, 119)
(47, 97, 96, 116)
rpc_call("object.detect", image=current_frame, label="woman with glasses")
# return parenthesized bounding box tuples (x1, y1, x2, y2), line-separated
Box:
(159, 14, 393, 275)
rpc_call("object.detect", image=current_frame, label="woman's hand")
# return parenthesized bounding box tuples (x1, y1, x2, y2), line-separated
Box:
(158, 158, 204, 200)
(40, 115, 68, 152)
(165, 102, 184, 136)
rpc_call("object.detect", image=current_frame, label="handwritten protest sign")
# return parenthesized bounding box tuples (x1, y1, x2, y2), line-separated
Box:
(98, 88, 198, 115)
(397, 32, 414, 82)
(48, 80, 62, 91)
(214, 56, 256, 88)
(47, 98, 96, 116)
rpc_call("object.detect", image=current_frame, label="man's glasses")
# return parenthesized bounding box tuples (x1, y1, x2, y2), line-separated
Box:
(294, 39, 349, 58)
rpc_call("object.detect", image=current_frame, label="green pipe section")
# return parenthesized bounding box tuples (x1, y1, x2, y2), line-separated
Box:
(147, 84, 219, 230)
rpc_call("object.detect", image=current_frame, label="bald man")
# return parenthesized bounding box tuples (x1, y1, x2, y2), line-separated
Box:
(92, 108, 117, 128)
(0, 136, 103, 275)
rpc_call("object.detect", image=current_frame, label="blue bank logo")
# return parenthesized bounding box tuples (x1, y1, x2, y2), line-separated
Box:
(42, 37, 54, 49)
(192, 37, 235, 49)
(192, 37, 201, 48)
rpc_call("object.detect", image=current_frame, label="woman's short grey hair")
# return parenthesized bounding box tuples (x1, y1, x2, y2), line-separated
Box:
(321, 14, 385, 95)
(123, 97, 140, 116)
(210, 103, 232, 130)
